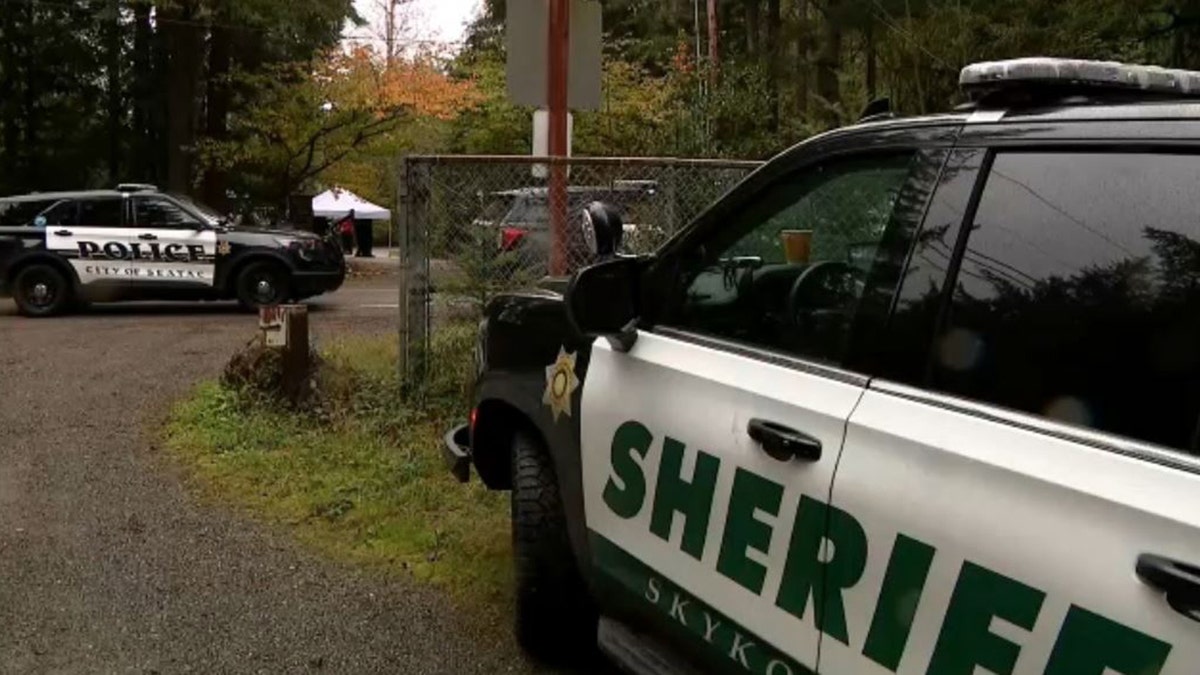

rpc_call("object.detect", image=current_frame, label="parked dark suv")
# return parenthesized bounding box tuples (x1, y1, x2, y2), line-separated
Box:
(476, 182, 663, 274)
(444, 58, 1200, 675)
(0, 184, 345, 316)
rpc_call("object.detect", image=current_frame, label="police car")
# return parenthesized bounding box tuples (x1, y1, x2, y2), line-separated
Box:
(0, 185, 345, 316)
(444, 59, 1200, 675)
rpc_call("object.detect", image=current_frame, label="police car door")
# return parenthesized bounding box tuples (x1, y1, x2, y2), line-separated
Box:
(44, 196, 131, 285)
(828, 148, 1200, 675)
(581, 143, 949, 674)
(130, 195, 216, 286)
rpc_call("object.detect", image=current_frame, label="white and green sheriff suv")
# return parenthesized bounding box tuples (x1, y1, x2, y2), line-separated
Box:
(444, 59, 1200, 675)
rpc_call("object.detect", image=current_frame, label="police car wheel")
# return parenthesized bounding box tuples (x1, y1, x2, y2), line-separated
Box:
(235, 261, 289, 310)
(12, 264, 72, 317)
(511, 431, 597, 663)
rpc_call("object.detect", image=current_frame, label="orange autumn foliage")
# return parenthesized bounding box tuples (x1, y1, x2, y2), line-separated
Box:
(324, 46, 482, 120)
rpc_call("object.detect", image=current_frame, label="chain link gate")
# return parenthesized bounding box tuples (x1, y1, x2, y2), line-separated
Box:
(397, 155, 764, 383)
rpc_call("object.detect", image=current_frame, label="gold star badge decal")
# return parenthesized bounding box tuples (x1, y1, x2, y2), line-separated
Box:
(543, 348, 579, 422)
(217, 240, 231, 256)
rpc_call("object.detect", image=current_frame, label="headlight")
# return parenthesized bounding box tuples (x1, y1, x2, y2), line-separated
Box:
(276, 237, 321, 261)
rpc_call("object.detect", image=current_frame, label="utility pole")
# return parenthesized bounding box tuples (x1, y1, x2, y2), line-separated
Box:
(547, 0, 570, 275)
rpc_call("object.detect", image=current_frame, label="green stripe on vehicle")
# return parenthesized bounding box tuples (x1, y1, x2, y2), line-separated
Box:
(590, 531, 817, 675)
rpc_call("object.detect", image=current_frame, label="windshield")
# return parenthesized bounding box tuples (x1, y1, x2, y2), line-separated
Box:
(169, 192, 226, 225)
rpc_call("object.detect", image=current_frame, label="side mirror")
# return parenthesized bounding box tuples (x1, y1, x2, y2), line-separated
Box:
(566, 256, 641, 352)
(580, 201, 624, 258)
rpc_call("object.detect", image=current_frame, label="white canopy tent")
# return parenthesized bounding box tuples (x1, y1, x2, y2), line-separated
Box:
(311, 188, 391, 220)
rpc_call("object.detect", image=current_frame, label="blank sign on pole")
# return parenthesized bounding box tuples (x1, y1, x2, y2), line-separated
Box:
(532, 109, 574, 178)
(506, 0, 602, 111)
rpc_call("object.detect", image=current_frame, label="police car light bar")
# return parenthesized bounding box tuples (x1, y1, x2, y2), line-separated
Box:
(960, 58, 1200, 100)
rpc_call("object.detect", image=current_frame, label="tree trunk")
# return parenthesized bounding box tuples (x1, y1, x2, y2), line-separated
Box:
(105, 0, 121, 183)
(21, 0, 38, 187)
(745, 0, 760, 56)
(815, 0, 841, 128)
(707, 0, 720, 82)
(794, 0, 809, 118)
(0, 7, 20, 187)
(162, 2, 203, 194)
(132, 1, 153, 181)
(766, 0, 780, 130)
(202, 21, 232, 210)
(152, 8, 171, 187)
(865, 20, 876, 101)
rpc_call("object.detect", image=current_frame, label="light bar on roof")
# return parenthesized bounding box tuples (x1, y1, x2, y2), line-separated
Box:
(960, 58, 1200, 98)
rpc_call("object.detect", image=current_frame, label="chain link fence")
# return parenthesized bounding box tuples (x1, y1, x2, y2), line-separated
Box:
(397, 155, 763, 382)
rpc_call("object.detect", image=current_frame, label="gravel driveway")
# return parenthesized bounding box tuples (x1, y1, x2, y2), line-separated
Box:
(0, 283, 544, 674)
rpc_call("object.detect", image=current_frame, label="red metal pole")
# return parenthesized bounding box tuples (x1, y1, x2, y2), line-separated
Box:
(547, 0, 570, 276)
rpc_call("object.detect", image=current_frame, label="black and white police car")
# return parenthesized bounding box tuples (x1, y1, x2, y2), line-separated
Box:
(444, 59, 1200, 675)
(0, 184, 345, 316)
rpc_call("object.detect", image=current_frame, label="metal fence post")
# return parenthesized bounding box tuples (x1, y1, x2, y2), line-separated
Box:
(403, 159, 431, 385)
(396, 157, 410, 381)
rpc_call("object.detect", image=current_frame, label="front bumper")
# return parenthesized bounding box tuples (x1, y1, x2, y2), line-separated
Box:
(292, 266, 346, 296)
(443, 424, 471, 483)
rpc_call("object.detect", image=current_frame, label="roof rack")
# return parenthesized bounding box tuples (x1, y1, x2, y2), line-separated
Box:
(116, 183, 158, 192)
(960, 58, 1200, 105)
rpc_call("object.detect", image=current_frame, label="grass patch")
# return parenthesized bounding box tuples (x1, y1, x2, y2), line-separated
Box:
(165, 326, 512, 614)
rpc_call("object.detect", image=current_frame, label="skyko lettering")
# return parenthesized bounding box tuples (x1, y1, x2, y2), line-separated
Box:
(601, 419, 1174, 675)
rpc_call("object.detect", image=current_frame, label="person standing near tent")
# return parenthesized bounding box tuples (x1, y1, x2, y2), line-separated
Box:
(335, 209, 356, 253)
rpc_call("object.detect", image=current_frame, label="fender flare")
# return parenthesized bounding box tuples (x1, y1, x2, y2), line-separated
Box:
(4, 252, 82, 291)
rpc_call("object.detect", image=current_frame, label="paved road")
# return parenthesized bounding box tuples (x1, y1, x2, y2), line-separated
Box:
(0, 280, 546, 674)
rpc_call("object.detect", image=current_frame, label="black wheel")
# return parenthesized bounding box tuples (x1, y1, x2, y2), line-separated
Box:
(12, 264, 72, 317)
(511, 430, 597, 663)
(235, 261, 289, 310)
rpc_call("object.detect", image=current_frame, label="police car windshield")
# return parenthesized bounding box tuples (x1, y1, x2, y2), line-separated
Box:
(169, 192, 226, 225)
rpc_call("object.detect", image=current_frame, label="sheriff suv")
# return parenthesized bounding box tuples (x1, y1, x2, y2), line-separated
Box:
(445, 59, 1200, 675)
(0, 185, 344, 316)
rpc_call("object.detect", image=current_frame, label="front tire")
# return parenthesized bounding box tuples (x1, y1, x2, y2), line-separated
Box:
(12, 264, 72, 317)
(511, 430, 596, 663)
(235, 261, 289, 311)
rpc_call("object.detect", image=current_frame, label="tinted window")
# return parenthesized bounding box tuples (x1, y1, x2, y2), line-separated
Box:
(0, 199, 58, 227)
(875, 150, 986, 383)
(77, 199, 123, 227)
(134, 196, 201, 228)
(662, 153, 918, 364)
(40, 200, 79, 226)
(936, 152, 1200, 453)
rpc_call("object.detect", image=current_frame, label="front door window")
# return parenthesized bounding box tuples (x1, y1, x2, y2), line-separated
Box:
(663, 153, 918, 365)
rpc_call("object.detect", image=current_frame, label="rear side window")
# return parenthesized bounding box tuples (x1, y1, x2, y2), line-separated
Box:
(78, 198, 123, 227)
(934, 152, 1200, 453)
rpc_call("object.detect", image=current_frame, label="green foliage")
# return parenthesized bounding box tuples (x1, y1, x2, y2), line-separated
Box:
(167, 329, 512, 612)
(446, 48, 532, 155)
(456, 0, 1200, 161)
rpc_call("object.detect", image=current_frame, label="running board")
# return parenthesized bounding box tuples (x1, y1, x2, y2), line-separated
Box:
(597, 615, 705, 675)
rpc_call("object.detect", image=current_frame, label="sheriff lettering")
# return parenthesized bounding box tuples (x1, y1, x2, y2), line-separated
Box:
(77, 241, 207, 262)
(599, 420, 1174, 675)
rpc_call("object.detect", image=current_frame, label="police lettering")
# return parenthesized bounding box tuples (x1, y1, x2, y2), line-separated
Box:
(76, 240, 206, 262)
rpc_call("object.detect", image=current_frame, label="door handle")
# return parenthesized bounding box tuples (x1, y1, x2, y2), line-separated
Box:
(137, 233, 158, 241)
(747, 418, 822, 462)
(54, 229, 72, 236)
(1136, 554, 1200, 623)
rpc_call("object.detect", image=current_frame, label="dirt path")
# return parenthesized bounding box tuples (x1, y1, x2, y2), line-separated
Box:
(0, 285, 540, 674)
